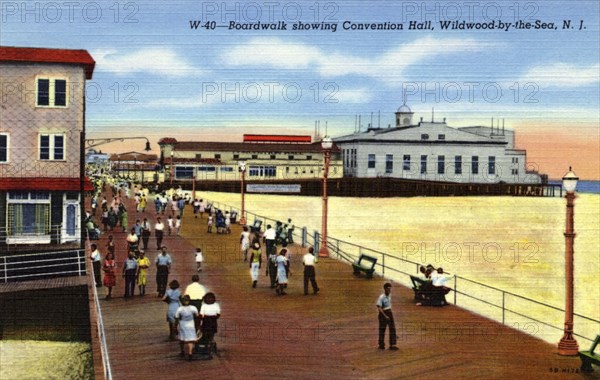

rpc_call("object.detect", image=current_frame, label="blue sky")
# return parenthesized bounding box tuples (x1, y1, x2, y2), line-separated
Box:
(1, 0, 599, 176)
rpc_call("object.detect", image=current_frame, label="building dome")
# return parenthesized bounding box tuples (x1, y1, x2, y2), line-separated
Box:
(397, 104, 412, 113)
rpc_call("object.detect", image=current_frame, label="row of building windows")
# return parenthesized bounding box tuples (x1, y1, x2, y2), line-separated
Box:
(0, 133, 67, 162)
(174, 164, 337, 179)
(195, 153, 314, 160)
(358, 154, 505, 175)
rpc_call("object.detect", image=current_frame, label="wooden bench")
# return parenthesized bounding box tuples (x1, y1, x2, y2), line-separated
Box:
(409, 274, 450, 306)
(352, 254, 377, 279)
(579, 335, 600, 372)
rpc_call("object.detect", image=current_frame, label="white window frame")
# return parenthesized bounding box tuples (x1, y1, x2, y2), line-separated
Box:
(39, 133, 66, 161)
(0, 133, 9, 163)
(36, 77, 69, 108)
(6, 191, 52, 244)
(62, 194, 80, 243)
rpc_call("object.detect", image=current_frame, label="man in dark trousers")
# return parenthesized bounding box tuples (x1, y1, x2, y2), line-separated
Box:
(155, 246, 172, 297)
(302, 247, 320, 295)
(376, 282, 398, 350)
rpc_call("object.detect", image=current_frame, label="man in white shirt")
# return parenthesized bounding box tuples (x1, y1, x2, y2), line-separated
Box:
(376, 283, 398, 351)
(302, 247, 320, 295)
(90, 243, 102, 287)
(185, 274, 207, 330)
(263, 224, 276, 256)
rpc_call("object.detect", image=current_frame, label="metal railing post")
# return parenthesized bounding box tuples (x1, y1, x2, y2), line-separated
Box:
(502, 291, 505, 325)
(454, 276, 457, 305)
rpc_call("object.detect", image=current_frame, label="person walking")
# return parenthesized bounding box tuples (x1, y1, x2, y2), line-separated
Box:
(302, 247, 320, 295)
(240, 226, 250, 262)
(136, 250, 150, 296)
(141, 218, 151, 250)
(275, 248, 289, 296)
(155, 217, 165, 250)
(163, 280, 181, 341)
(199, 292, 221, 360)
(122, 252, 138, 298)
(184, 274, 206, 313)
(194, 248, 203, 272)
(90, 243, 102, 287)
(102, 252, 116, 300)
(376, 283, 398, 350)
(156, 246, 172, 297)
(249, 242, 262, 288)
(263, 224, 276, 257)
(175, 295, 199, 360)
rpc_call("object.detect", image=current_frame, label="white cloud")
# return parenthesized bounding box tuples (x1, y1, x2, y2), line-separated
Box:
(221, 37, 321, 69)
(335, 88, 373, 104)
(518, 63, 600, 87)
(223, 37, 490, 82)
(92, 48, 203, 77)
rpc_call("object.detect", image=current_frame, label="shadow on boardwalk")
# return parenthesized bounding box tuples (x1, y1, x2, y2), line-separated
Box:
(93, 191, 588, 380)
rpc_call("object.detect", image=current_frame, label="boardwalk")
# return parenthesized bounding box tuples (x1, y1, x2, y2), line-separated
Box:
(89, 189, 588, 380)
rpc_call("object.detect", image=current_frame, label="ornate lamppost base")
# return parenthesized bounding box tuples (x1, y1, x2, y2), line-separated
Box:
(318, 246, 329, 258)
(558, 334, 579, 356)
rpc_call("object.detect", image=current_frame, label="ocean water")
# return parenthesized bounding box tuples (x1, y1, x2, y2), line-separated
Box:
(549, 180, 600, 194)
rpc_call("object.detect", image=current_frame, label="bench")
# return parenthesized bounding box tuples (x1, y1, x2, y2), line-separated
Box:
(250, 219, 262, 234)
(409, 274, 450, 306)
(352, 254, 377, 279)
(579, 335, 600, 372)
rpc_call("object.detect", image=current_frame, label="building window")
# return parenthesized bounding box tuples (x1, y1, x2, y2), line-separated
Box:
(195, 154, 202, 159)
(512, 169, 519, 175)
(198, 166, 216, 172)
(438, 134, 445, 140)
(7, 191, 51, 244)
(270, 154, 276, 159)
(251, 154, 258, 159)
(455, 156, 462, 175)
(306, 155, 312, 160)
(39, 133, 65, 160)
(488, 156, 496, 175)
(472, 156, 479, 174)
(385, 154, 393, 174)
(421, 134, 429, 140)
(175, 166, 194, 179)
(420, 155, 427, 174)
(368, 154, 376, 169)
(249, 165, 276, 177)
(232, 154, 239, 160)
(288, 155, 294, 160)
(403, 155, 411, 171)
(221, 167, 234, 172)
(37, 78, 67, 107)
(214, 154, 221, 159)
(512, 157, 519, 164)
(0, 133, 8, 163)
(437, 155, 445, 174)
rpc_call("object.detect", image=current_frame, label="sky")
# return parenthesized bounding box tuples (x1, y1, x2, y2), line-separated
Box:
(1, 0, 599, 179)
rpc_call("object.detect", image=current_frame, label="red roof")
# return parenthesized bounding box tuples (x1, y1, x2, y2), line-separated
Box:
(243, 134, 312, 143)
(173, 141, 338, 154)
(158, 138, 178, 145)
(0, 178, 94, 192)
(0, 46, 95, 79)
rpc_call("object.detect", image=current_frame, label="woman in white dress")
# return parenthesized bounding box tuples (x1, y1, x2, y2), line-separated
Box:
(240, 226, 250, 261)
(175, 295, 199, 360)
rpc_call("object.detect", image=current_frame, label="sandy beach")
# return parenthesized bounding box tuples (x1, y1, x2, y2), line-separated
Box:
(197, 191, 600, 345)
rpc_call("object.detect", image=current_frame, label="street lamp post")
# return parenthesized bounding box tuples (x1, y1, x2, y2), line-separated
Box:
(170, 151, 174, 188)
(238, 161, 247, 225)
(319, 136, 333, 258)
(558, 167, 579, 356)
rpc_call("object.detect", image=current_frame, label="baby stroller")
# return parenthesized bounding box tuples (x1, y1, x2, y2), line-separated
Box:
(194, 332, 218, 360)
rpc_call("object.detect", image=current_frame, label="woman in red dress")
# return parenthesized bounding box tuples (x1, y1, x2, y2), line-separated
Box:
(103, 252, 117, 300)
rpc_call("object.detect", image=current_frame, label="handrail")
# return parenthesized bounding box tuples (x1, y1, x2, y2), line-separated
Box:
(203, 196, 600, 344)
(0, 249, 86, 282)
(85, 231, 113, 380)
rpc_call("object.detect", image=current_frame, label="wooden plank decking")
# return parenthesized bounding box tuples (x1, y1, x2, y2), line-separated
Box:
(88, 190, 588, 380)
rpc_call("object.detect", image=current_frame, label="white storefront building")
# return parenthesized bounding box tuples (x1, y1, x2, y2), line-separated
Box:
(334, 105, 543, 184)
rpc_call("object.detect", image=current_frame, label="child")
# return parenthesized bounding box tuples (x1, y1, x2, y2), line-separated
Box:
(167, 215, 174, 236)
(207, 214, 213, 233)
(195, 248, 203, 272)
(175, 215, 182, 236)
